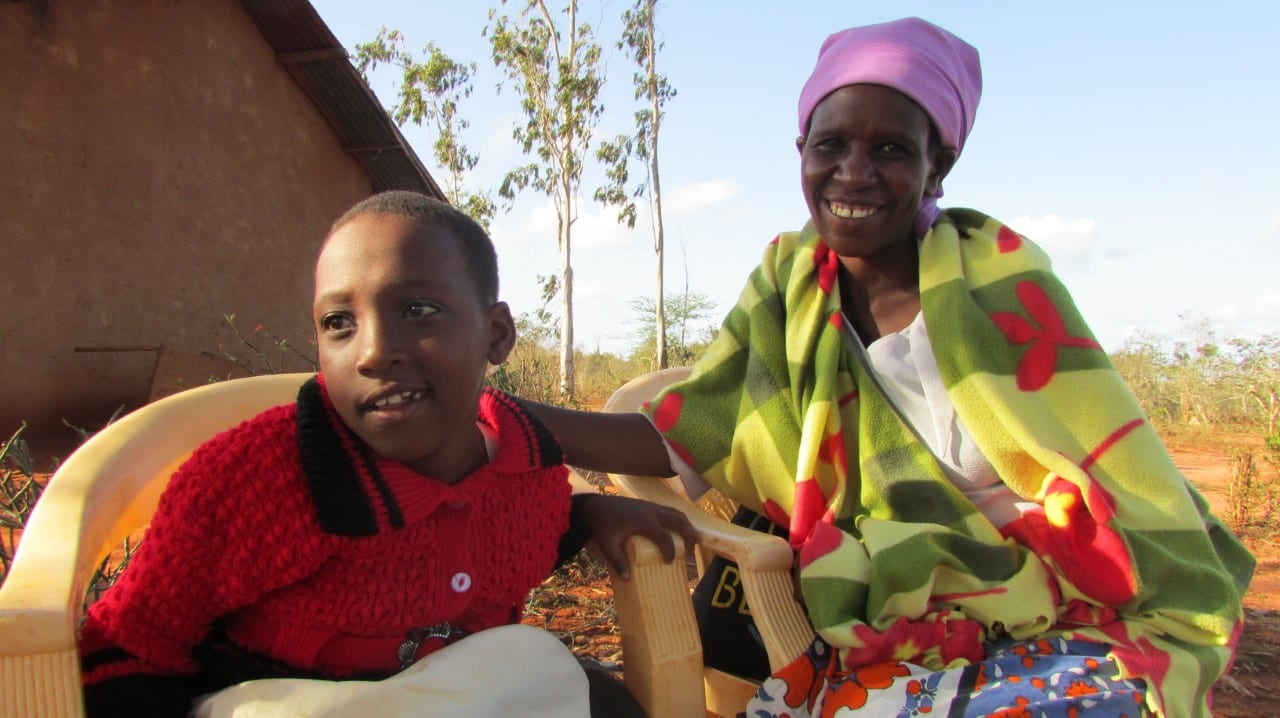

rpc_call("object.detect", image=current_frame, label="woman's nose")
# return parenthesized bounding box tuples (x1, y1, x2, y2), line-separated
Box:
(837, 149, 876, 182)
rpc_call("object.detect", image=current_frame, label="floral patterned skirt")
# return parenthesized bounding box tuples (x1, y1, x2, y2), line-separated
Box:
(745, 635, 1150, 718)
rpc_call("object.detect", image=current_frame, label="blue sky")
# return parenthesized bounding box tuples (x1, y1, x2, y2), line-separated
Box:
(311, 1, 1280, 357)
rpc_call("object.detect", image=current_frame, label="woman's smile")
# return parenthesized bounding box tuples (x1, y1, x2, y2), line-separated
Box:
(826, 199, 878, 219)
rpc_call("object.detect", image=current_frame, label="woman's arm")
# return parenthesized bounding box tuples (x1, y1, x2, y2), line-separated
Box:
(523, 402, 675, 477)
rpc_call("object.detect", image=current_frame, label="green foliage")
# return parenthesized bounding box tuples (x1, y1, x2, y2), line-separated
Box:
(594, 0, 675, 368)
(1228, 447, 1280, 538)
(488, 273, 663, 405)
(353, 28, 496, 229)
(489, 274, 569, 405)
(490, 326, 565, 407)
(593, 133, 637, 228)
(491, 341, 650, 409)
(486, 0, 608, 396)
(626, 291, 717, 369)
(486, 0, 604, 206)
(594, 0, 675, 224)
(574, 350, 651, 405)
(1113, 325, 1280, 433)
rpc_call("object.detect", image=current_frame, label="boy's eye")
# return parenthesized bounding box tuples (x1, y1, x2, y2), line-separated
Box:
(404, 300, 440, 320)
(320, 313, 353, 333)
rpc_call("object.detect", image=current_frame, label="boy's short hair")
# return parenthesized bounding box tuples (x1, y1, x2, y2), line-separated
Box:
(330, 191, 499, 305)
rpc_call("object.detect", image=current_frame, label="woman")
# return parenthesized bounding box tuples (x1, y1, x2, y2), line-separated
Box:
(530, 17, 1253, 717)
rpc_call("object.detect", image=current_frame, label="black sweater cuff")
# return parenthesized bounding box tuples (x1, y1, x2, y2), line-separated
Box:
(556, 492, 600, 568)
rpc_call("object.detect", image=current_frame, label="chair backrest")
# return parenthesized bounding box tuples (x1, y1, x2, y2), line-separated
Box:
(0, 373, 312, 718)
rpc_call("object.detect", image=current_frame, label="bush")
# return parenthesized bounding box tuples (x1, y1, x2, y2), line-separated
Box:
(1113, 328, 1280, 436)
(0, 423, 140, 608)
(0, 425, 40, 584)
(1228, 447, 1280, 538)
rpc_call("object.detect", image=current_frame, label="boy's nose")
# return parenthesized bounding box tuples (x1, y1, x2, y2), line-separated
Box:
(355, 324, 406, 374)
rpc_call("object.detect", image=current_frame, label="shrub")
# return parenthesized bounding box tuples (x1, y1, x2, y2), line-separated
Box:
(1228, 446, 1280, 538)
(0, 424, 40, 584)
(0, 423, 140, 609)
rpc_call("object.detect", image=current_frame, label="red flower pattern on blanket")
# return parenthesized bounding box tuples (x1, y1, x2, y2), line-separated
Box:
(989, 281, 1102, 391)
(813, 241, 840, 295)
(996, 225, 1023, 253)
(1000, 417, 1143, 606)
(1001, 474, 1137, 606)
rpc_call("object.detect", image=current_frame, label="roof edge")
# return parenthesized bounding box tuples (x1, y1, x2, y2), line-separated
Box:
(240, 0, 445, 200)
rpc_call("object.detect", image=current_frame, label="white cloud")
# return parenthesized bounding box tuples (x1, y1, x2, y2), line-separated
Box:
(1266, 213, 1280, 237)
(1006, 214, 1099, 258)
(489, 198, 645, 251)
(479, 113, 521, 161)
(575, 278, 619, 301)
(664, 180, 737, 215)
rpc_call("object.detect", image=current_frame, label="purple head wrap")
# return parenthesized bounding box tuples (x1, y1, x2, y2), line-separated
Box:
(797, 17, 982, 236)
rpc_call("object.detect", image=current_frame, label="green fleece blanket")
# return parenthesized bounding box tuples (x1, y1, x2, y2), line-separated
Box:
(645, 209, 1254, 717)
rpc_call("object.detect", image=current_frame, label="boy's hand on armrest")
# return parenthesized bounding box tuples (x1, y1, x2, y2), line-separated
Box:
(582, 494, 698, 580)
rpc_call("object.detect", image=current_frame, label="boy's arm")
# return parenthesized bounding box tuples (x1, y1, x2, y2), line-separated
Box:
(522, 403, 674, 477)
(570, 494, 698, 580)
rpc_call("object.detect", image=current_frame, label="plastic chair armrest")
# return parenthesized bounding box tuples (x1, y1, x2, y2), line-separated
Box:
(589, 533, 705, 718)
(607, 474, 812, 673)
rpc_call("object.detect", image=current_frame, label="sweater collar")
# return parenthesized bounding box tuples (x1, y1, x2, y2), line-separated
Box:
(295, 376, 563, 536)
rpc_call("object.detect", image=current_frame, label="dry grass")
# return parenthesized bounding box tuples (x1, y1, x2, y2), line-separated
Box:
(521, 470, 630, 671)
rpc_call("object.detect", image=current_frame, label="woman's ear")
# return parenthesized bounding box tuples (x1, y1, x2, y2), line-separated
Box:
(795, 135, 806, 155)
(486, 301, 518, 366)
(927, 146, 958, 195)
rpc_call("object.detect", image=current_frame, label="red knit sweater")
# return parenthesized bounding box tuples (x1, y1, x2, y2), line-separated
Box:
(80, 377, 573, 716)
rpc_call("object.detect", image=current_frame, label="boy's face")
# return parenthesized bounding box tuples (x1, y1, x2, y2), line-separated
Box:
(313, 213, 515, 481)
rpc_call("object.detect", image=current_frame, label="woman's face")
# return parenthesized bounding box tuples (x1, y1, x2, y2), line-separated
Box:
(797, 84, 954, 261)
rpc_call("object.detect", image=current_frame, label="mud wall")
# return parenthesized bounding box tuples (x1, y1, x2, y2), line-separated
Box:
(0, 0, 373, 450)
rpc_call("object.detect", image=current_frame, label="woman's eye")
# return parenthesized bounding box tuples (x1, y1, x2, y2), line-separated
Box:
(404, 300, 440, 320)
(812, 138, 844, 153)
(320, 314, 352, 333)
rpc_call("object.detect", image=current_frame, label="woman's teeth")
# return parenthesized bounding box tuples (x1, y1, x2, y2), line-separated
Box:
(829, 201, 876, 219)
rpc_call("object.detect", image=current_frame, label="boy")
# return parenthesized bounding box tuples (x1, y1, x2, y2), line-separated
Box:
(79, 191, 695, 717)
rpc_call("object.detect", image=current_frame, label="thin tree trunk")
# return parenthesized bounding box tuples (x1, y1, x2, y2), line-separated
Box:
(646, 0, 667, 369)
(559, 172, 576, 396)
(560, 229, 574, 394)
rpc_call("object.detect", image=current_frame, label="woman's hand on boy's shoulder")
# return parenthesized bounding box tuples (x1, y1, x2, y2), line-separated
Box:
(581, 494, 698, 580)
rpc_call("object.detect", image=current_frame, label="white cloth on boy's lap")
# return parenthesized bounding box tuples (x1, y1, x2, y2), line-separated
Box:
(189, 624, 590, 718)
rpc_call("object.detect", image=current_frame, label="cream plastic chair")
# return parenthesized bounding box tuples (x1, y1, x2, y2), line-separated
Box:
(602, 367, 814, 718)
(0, 368, 798, 716)
(0, 373, 312, 717)
(0, 372, 702, 718)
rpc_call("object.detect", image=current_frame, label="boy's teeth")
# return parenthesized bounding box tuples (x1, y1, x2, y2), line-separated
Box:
(374, 390, 421, 408)
(829, 201, 875, 219)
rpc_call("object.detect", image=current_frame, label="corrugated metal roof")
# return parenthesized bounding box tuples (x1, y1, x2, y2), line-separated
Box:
(240, 0, 445, 199)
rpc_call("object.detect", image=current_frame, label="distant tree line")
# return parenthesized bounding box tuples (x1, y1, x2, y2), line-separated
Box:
(1112, 324, 1280, 438)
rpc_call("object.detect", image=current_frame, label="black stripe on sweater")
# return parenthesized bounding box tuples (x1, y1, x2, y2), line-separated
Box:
(295, 377, 380, 536)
